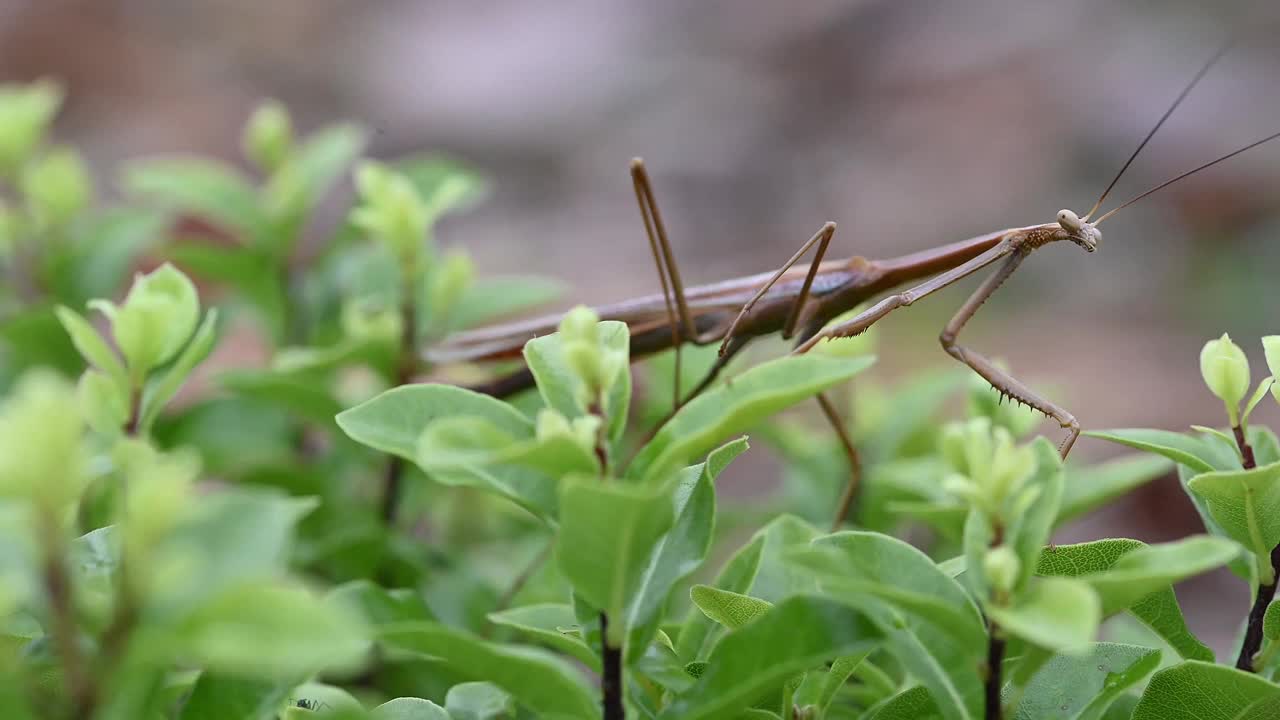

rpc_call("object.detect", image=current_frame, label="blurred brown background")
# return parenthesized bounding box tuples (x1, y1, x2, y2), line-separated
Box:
(6, 0, 1279, 654)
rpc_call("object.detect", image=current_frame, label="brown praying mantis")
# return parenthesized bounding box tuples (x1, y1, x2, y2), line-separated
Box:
(427, 43, 1280, 525)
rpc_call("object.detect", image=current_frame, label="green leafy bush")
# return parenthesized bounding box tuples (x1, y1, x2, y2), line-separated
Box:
(0, 81, 1276, 719)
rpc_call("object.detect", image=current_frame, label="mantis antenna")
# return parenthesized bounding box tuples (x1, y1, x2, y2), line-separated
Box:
(1082, 39, 1234, 220)
(1095, 128, 1280, 225)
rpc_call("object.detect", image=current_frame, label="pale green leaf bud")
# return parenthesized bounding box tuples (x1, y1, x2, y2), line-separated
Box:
(1200, 333, 1250, 425)
(242, 100, 293, 173)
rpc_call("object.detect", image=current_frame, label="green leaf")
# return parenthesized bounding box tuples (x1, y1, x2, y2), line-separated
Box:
(989, 577, 1100, 651)
(166, 243, 289, 341)
(54, 305, 127, 386)
(178, 673, 295, 720)
(1009, 642, 1161, 720)
(675, 533, 765, 661)
(1236, 696, 1280, 720)
(1085, 429, 1237, 474)
(219, 369, 344, 426)
(327, 580, 435, 628)
(293, 124, 367, 207)
(791, 531, 985, 649)
(790, 652, 869, 714)
(1079, 536, 1239, 616)
(371, 697, 451, 720)
(418, 415, 598, 479)
(395, 154, 488, 223)
(630, 351, 875, 483)
(52, 209, 166, 306)
(337, 384, 560, 521)
(689, 586, 774, 630)
(173, 583, 370, 676)
(159, 489, 316, 609)
(1132, 661, 1280, 720)
(139, 309, 219, 431)
(338, 384, 529, 459)
(445, 682, 513, 720)
(1186, 461, 1280, 565)
(556, 475, 675, 637)
(486, 603, 599, 670)
(0, 306, 82, 382)
(123, 157, 269, 244)
(379, 622, 598, 719)
(865, 686, 941, 720)
(78, 369, 129, 435)
(796, 532, 982, 719)
(1059, 454, 1173, 525)
(1036, 538, 1231, 660)
(624, 437, 747, 662)
(746, 514, 824, 604)
(962, 507, 997, 605)
(658, 596, 882, 720)
(1265, 600, 1280, 642)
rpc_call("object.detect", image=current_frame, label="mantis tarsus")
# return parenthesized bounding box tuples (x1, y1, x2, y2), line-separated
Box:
(429, 43, 1280, 525)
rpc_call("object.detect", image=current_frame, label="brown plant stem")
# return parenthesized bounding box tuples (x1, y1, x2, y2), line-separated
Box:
(1232, 423, 1275, 672)
(600, 612, 624, 720)
(985, 627, 1006, 720)
(42, 532, 91, 719)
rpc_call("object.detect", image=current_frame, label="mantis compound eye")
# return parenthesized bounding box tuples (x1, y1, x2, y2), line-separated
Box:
(1056, 209, 1083, 233)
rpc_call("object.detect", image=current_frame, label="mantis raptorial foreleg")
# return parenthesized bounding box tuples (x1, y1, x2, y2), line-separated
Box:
(794, 241, 1014, 351)
(939, 251, 1081, 457)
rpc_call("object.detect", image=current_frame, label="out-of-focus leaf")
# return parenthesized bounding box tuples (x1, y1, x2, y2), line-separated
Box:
(178, 673, 296, 720)
(219, 369, 344, 426)
(379, 622, 597, 719)
(139, 309, 219, 431)
(124, 158, 269, 243)
(450, 276, 565, 332)
(371, 697, 451, 720)
(172, 584, 369, 676)
(1058, 454, 1172, 525)
(294, 125, 367, 206)
(444, 681, 513, 720)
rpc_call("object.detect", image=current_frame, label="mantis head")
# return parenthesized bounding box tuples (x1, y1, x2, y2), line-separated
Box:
(1056, 209, 1100, 252)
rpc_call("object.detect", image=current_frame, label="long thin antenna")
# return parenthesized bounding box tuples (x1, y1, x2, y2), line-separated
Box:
(1095, 128, 1280, 225)
(1083, 40, 1233, 220)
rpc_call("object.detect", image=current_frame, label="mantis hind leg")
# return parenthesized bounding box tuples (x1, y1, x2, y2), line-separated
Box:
(815, 392, 863, 530)
(792, 326, 864, 530)
(940, 252, 1081, 458)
